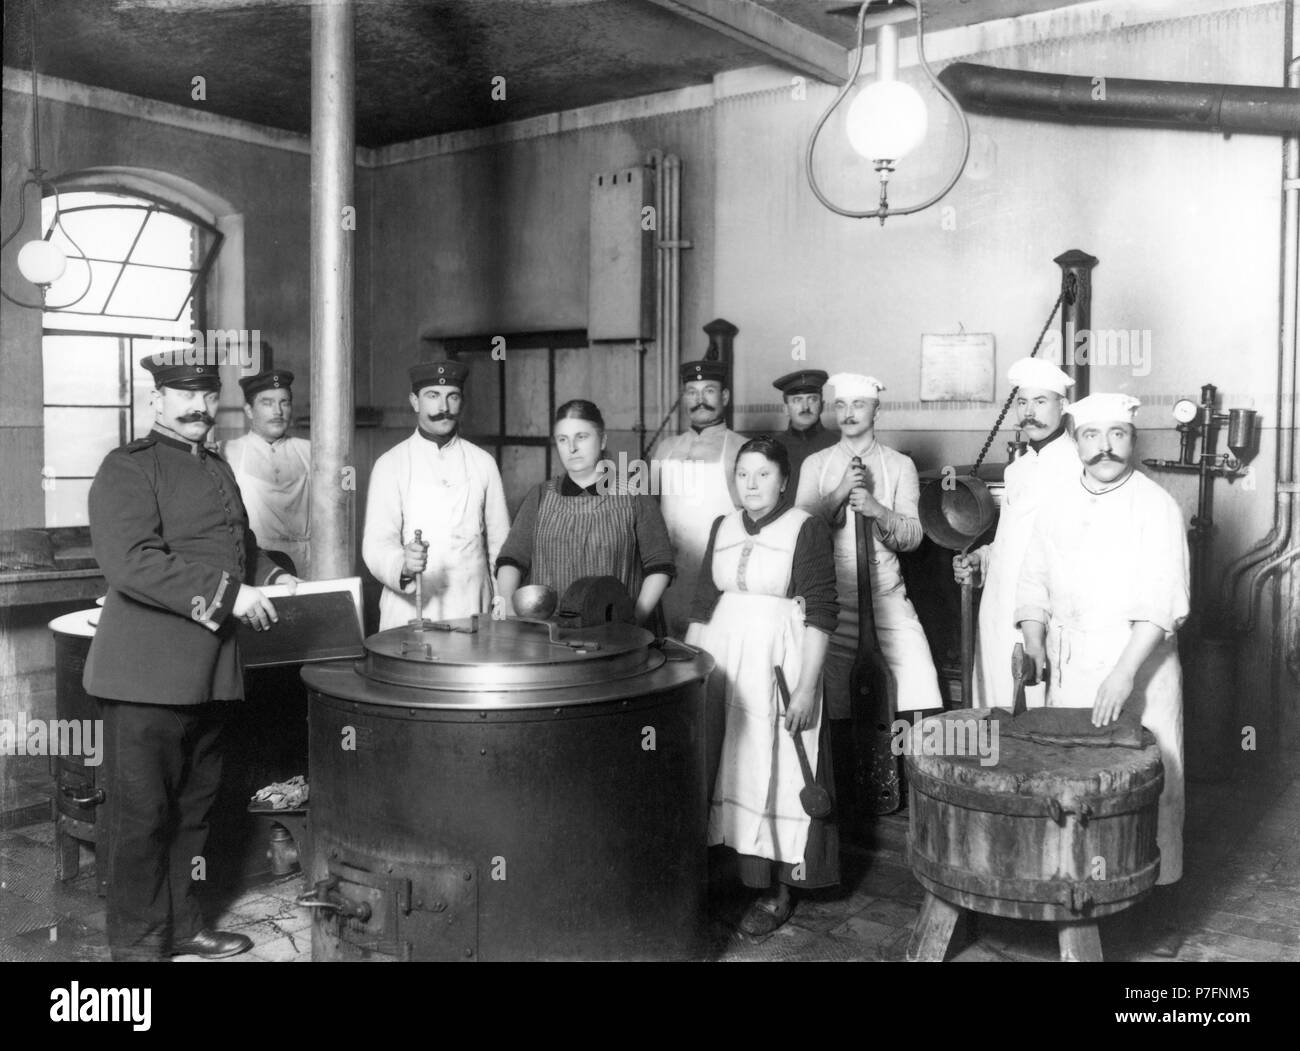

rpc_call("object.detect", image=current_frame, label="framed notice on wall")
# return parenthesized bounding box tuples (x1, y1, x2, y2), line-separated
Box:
(920, 332, 996, 402)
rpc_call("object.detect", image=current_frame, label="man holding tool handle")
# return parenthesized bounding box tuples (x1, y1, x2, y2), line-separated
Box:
(363, 360, 510, 631)
(797, 373, 942, 826)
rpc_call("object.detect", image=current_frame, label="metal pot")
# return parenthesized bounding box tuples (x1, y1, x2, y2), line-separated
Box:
(299, 615, 714, 961)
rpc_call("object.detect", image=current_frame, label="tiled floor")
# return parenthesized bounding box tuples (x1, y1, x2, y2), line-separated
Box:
(2, 746, 1298, 963)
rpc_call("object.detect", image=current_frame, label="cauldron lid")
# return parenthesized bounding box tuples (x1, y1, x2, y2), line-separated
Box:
(360, 616, 660, 694)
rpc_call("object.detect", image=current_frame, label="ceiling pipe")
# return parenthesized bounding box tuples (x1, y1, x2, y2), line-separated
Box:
(938, 62, 1300, 135)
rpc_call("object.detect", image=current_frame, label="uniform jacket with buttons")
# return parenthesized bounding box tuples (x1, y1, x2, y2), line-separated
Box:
(83, 429, 286, 706)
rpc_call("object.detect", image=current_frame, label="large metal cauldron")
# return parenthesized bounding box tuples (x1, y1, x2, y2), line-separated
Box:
(299, 615, 714, 961)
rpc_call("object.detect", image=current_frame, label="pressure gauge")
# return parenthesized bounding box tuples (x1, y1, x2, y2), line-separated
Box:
(1172, 398, 1199, 424)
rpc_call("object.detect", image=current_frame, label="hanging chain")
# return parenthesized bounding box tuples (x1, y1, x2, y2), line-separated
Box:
(971, 286, 1067, 472)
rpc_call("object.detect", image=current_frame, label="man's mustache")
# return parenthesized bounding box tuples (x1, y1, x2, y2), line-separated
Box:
(178, 412, 215, 425)
(1086, 451, 1126, 465)
(690, 402, 716, 411)
(426, 412, 460, 422)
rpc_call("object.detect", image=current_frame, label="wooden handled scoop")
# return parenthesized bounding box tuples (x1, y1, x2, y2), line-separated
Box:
(774, 666, 833, 819)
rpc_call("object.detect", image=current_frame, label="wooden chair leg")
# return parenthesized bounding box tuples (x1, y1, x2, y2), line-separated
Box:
(906, 891, 963, 962)
(1058, 921, 1103, 962)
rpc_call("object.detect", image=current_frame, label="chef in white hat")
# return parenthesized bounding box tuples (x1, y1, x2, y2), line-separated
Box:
(953, 356, 1077, 709)
(796, 373, 942, 821)
(1016, 392, 1189, 884)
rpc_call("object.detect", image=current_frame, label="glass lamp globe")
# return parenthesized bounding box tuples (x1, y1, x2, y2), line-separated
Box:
(846, 79, 929, 163)
(17, 238, 68, 286)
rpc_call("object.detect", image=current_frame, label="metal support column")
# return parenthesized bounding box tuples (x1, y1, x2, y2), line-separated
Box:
(309, 0, 356, 579)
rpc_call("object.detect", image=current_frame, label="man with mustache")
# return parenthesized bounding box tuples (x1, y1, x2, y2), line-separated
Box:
(651, 358, 745, 637)
(222, 361, 313, 577)
(796, 373, 941, 823)
(363, 359, 510, 630)
(772, 368, 838, 495)
(1016, 393, 1189, 884)
(84, 350, 299, 960)
(953, 356, 1076, 708)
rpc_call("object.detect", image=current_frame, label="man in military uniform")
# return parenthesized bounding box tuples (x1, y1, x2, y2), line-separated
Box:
(771, 368, 837, 495)
(651, 358, 745, 637)
(84, 351, 297, 961)
(223, 366, 313, 577)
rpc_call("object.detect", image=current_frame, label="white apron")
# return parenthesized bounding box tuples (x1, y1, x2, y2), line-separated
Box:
(818, 446, 942, 714)
(378, 438, 493, 630)
(1044, 622, 1185, 885)
(224, 435, 312, 578)
(685, 509, 821, 865)
(1019, 474, 1189, 885)
(974, 436, 1077, 709)
(661, 452, 736, 638)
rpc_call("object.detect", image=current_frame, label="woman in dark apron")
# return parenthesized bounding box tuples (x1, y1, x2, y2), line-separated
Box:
(495, 399, 674, 630)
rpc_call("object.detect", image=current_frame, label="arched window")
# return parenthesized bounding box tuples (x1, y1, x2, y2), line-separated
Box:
(41, 189, 222, 526)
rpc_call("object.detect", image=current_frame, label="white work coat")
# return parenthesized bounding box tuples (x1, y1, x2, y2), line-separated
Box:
(796, 439, 942, 714)
(653, 423, 744, 638)
(1015, 469, 1190, 884)
(223, 433, 313, 578)
(363, 431, 510, 630)
(973, 432, 1078, 709)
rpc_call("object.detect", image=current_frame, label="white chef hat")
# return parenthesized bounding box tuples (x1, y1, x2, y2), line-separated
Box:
(1007, 357, 1074, 396)
(1066, 393, 1141, 427)
(826, 373, 886, 402)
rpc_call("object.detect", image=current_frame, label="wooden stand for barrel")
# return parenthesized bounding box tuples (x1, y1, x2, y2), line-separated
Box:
(904, 711, 1163, 962)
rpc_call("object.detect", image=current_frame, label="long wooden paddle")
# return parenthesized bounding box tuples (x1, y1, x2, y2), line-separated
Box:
(850, 458, 901, 817)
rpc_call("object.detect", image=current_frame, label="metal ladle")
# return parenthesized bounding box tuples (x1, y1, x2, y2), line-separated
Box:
(918, 475, 999, 709)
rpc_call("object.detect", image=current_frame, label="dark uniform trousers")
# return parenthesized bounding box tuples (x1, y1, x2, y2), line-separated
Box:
(85, 427, 287, 960)
(100, 698, 227, 960)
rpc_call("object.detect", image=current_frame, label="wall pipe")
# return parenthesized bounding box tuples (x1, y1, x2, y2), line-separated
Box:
(647, 149, 667, 448)
(644, 151, 686, 457)
(1233, 38, 1300, 631)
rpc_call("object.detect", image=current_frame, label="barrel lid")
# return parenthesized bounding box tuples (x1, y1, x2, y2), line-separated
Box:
(360, 614, 662, 693)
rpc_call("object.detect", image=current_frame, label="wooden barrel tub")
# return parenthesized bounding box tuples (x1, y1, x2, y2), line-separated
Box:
(903, 711, 1164, 961)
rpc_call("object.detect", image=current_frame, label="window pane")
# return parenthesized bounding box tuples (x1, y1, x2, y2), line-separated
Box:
(45, 258, 122, 314)
(131, 210, 197, 268)
(43, 335, 126, 405)
(44, 407, 124, 477)
(105, 265, 194, 320)
(45, 477, 93, 529)
(50, 206, 148, 262)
